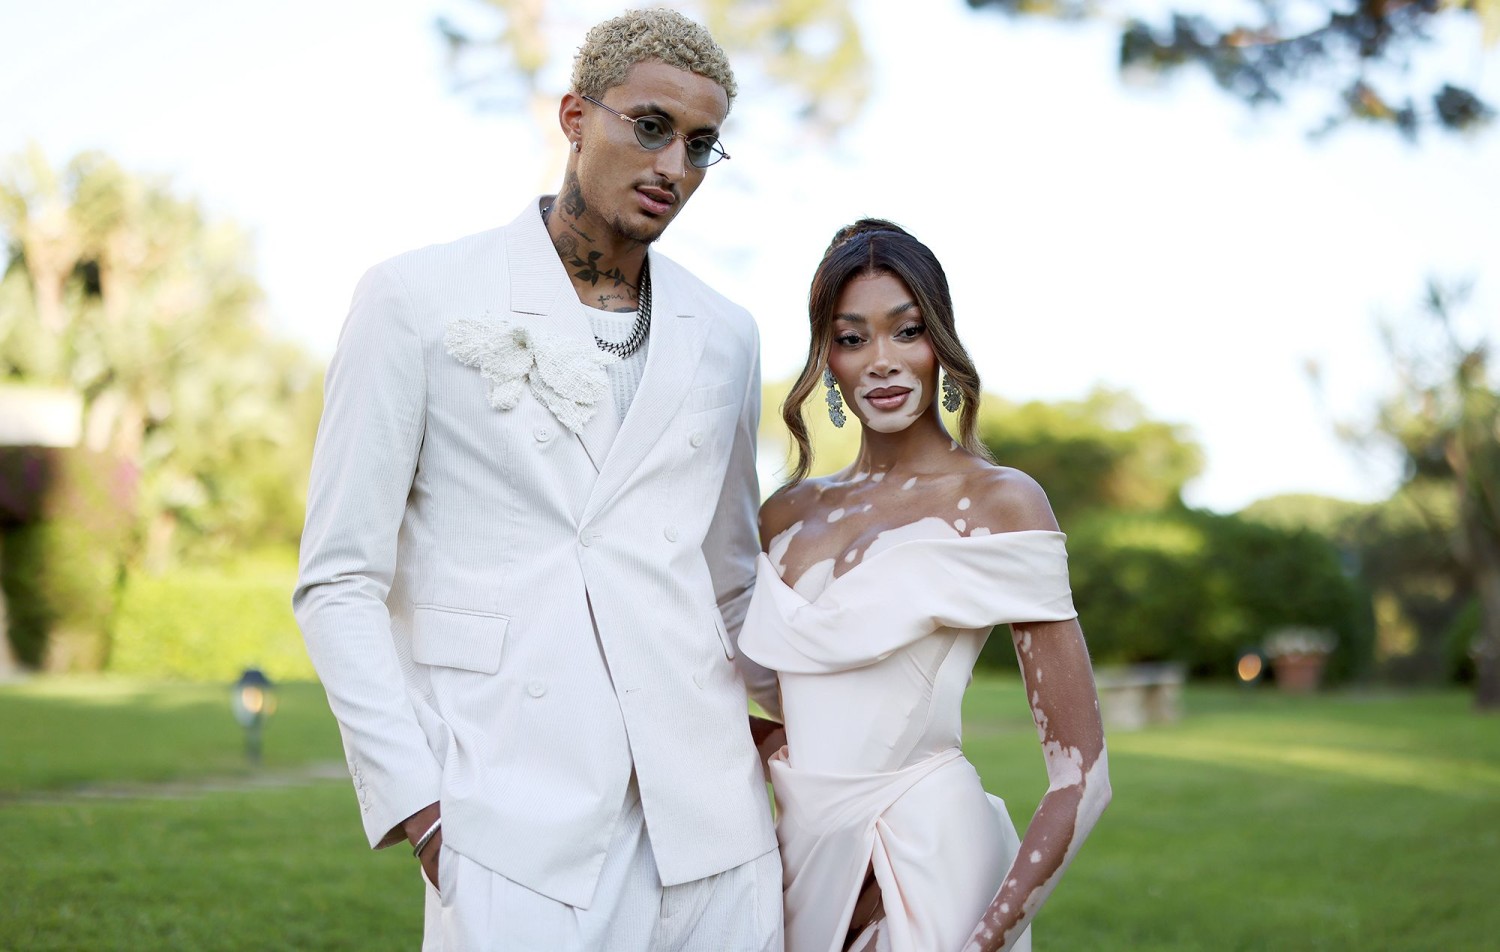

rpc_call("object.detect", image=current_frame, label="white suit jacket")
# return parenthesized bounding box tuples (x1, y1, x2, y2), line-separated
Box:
(294, 200, 780, 908)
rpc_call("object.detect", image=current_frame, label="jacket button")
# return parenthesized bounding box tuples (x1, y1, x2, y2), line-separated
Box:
(534, 426, 552, 442)
(581, 530, 600, 546)
(664, 525, 679, 542)
(527, 680, 546, 698)
(689, 431, 705, 448)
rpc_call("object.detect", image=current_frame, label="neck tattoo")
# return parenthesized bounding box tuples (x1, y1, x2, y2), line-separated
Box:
(542, 204, 652, 359)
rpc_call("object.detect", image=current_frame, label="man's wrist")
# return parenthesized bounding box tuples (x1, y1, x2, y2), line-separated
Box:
(401, 802, 442, 847)
(412, 817, 442, 858)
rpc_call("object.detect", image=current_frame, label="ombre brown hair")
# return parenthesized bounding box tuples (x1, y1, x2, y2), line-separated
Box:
(781, 219, 992, 486)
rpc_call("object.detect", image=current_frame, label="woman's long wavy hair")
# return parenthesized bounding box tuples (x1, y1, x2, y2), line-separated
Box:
(781, 219, 992, 487)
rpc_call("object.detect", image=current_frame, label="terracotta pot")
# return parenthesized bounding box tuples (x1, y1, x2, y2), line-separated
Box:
(1271, 652, 1328, 694)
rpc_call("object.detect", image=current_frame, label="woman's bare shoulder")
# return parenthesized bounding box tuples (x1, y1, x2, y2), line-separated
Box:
(958, 464, 1061, 534)
(759, 477, 832, 550)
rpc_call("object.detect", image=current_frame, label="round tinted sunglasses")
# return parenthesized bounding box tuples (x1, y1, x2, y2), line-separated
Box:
(581, 95, 731, 169)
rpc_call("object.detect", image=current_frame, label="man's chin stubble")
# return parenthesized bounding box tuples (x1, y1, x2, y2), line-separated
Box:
(607, 211, 668, 246)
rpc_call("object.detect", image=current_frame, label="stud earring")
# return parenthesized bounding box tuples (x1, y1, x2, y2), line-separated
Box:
(572, 140, 581, 153)
(941, 372, 962, 413)
(824, 369, 846, 428)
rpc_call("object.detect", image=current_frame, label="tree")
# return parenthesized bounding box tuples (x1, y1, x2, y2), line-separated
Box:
(1058, 506, 1370, 677)
(1242, 489, 1467, 684)
(0, 146, 79, 376)
(968, 0, 1499, 139)
(1355, 281, 1500, 707)
(439, 0, 1496, 142)
(979, 387, 1204, 524)
(2, 149, 321, 564)
(0, 149, 321, 669)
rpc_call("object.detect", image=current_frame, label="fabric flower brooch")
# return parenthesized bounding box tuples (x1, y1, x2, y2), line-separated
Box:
(444, 318, 617, 434)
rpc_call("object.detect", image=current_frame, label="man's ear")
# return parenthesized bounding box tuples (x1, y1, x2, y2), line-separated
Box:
(559, 93, 586, 144)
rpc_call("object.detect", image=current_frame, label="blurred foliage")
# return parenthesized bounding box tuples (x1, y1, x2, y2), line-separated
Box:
(436, 0, 869, 136)
(977, 388, 1203, 525)
(1248, 279, 1500, 703)
(0, 146, 321, 566)
(0, 448, 137, 672)
(1239, 491, 1370, 538)
(969, 0, 1498, 140)
(1244, 485, 1473, 685)
(1347, 281, 1499, 705)
(111, 547, 313, 682)
(0, 147, 321, 670)
(437, 0, 1495, 142)
(1053, 507, 1371, 679)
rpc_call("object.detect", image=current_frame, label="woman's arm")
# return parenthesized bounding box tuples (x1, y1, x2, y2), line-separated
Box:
(962, 616, 1112, 952)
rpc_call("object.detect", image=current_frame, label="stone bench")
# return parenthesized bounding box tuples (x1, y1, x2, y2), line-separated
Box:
(1093, 663, 1186, 731)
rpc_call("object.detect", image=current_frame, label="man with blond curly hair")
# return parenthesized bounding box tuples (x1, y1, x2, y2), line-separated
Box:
(296, 8, 783, 951)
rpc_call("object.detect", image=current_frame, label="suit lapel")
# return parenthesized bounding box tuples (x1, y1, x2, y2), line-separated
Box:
(581, 249, 708, 525)
(505, 203, 589, 333)
(575, 386, 621, 474)
(504, 205, 621, 471)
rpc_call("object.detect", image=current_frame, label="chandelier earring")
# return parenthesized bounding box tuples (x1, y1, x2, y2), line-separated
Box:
(941, 372, 962, 413)
(824, 369, 847, 428)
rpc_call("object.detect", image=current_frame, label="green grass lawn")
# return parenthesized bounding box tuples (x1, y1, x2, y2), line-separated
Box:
(3, 676, 1498, 950)
(963, 681, 1500, 951)
(0, 678, 342, 795)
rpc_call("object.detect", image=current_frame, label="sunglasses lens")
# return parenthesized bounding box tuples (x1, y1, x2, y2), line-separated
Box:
(686, 141, 720, 168)
(632, 117, 671, 150)
(625, 112, 725, 168)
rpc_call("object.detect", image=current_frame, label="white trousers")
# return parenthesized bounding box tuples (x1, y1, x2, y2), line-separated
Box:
(421, 779, 783, 952)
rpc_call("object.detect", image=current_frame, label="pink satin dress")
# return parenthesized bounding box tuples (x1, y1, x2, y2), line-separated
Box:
(739, 524, 1077, 952)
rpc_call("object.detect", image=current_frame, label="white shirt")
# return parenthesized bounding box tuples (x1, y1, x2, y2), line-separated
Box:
(583, 303, 649, 418)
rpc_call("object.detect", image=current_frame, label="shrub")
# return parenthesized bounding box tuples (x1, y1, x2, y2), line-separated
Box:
(110, 547, 314, 682)
(979, 508, 1372, 679)
(0, 447, 138, 671)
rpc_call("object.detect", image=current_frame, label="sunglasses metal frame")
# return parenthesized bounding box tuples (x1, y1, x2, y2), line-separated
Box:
(580, 94, 730, 168)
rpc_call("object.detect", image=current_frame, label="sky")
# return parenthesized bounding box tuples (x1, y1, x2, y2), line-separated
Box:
(2, 0, 1497, 511)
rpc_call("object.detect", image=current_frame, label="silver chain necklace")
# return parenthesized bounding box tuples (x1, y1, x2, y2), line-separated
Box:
(543, 204, 651, 359)
(597, 259, 651, 359)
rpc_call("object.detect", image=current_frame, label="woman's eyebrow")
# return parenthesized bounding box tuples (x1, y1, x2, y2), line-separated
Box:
(834, 302, 918, 322)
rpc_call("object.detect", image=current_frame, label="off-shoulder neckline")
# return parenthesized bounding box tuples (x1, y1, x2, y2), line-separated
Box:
(757, 528, 1067, 608)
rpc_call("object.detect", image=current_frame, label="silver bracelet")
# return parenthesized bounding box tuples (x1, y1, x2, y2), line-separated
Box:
(413, 816, 442, 858)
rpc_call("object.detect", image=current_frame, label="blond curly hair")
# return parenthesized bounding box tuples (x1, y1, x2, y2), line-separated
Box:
(571, 8, 737, 109)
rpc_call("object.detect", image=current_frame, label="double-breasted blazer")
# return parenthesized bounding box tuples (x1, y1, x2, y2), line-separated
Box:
(294, 200, 780, 908)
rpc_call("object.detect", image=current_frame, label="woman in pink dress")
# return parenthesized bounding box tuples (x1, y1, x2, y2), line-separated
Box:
(740, 220, 1112, 952)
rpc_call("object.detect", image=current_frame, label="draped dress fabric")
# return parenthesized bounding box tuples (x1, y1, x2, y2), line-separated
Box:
(739, 522, 1077, 952)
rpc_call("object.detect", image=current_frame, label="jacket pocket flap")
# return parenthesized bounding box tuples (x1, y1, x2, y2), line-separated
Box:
(684, 381, 737, 414)
(413, 606, 508, 674)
